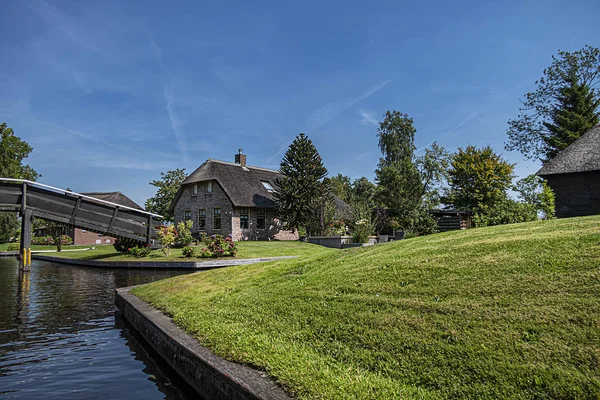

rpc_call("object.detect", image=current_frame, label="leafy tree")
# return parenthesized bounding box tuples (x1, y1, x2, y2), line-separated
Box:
(325, 174, 353, 203)
(416, 141, 450, 208)
(472, 199, 537, 227)
(445, 145, 515, 213)
(374, 111, 423, 228)
(145, 168, 187, 222)
(274, 133, 328, 233)
(0, 122, 40, 242)
(506, 45, 600, 162)
(514, 174, 556, 219)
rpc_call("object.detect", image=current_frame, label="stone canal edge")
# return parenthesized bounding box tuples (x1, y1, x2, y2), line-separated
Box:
(32, 255, 298, 269)
(116, 286, 292, 400)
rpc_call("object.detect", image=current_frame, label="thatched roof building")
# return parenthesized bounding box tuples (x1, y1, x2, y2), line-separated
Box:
(537, 124, 600, 218)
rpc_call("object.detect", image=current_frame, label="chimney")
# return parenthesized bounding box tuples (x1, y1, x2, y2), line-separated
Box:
(234, 149, 246, 167)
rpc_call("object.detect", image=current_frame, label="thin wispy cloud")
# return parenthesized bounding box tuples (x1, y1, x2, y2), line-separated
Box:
(163, 83, 188, 163)
(306, 79, 393, 132)
(358, 109, 379, 126)
(0, 107, 145, 157)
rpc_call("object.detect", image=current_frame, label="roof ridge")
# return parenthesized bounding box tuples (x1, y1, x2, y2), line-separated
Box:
(206, 158, 280, 173)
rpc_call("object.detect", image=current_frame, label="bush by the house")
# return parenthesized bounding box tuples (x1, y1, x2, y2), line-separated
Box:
(182, 245, 195, 258)
(352, 219, 373, 243)
(473, 199, 538, 227)
(31, 235, 73, 246)
(156, 225, 177, 256)
(114, 238, 145, 253)
(127, 244, 151, 258)
(177, 220, 194, 246)
(197, 234, 237, 258)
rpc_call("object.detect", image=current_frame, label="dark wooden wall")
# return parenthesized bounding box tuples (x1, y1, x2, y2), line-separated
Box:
(544, 171, 600, 218)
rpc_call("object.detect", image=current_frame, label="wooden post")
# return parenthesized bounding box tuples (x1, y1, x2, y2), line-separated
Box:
(146, 215, 153, 245)
(19, 208, 33, 271)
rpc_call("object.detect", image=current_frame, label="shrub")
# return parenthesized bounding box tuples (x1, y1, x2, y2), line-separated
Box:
(114, 238, 144, 253)
(31, 235, 73, 246)
(352, 219, 373, 243)
(7, 243, 20, 251)
(474, 199, 538, 227)
(198, 234, 237, 258)
(127, 244, 151, 258)
(156, 225, 177, 256)
(177, 220, 194, 246)
(182, 245, 195, 258)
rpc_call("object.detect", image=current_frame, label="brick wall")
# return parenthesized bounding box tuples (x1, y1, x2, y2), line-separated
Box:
(173, 181, 298, 241)
(174, 181, 234, 236)
(73, 229, 115, 246)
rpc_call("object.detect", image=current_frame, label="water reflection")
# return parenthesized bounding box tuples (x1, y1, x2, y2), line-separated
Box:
(0, 257, 198, 399)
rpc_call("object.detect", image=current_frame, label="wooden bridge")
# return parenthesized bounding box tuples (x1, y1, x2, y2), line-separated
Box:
(0, 178, 163, 269)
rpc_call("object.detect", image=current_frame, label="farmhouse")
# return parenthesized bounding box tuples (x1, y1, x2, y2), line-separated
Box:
(537, 124, 600, 218)
(171, 151, 299, 241)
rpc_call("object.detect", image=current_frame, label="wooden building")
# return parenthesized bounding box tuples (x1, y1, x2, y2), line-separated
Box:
(428, 210, 473, 232)
(537, 124, 600, 218)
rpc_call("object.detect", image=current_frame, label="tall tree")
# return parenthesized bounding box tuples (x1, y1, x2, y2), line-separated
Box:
(374, 111, 423, 228)
(506, 45, 600, 162)
(445, 145, 514, 213)
(416, 141, 450, 208)
(325, 174, 353, 203)
(0, 122, 40, 242)
(274, 133, 328, 233)
(145, 168, 187, 222)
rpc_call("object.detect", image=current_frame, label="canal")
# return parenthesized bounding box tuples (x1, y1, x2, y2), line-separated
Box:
(0, 257, 199, 399)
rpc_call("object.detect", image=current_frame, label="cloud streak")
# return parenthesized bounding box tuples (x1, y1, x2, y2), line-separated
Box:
(358, 109, 379, 126)
(306, 79, 393, 132)
(0, 107, 146, 157)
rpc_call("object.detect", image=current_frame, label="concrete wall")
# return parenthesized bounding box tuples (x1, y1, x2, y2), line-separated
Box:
(116, 287, 291, 400)
(545, 171, 600, 218)
(174, 182, 298, 241)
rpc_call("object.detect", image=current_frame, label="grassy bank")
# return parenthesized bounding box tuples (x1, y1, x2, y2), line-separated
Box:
(0, 243, 93, 252)
(38, 240, 333, 261)
(133, 216, 600, 399)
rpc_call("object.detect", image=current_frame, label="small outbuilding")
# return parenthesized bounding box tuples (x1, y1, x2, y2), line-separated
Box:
(428, 210, 473, 232)
(537, 124, 600, 218)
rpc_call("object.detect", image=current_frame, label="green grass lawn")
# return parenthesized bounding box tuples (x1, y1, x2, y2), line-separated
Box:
(0, 243, 92, 252)
(132, 216, 600, 399)
(40, 240, 334, 261)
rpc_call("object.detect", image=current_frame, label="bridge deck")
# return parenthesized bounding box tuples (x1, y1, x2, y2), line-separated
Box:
(0, 179, 162, 243)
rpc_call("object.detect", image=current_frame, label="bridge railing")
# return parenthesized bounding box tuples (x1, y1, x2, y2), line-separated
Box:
(0, 178, 162, 218)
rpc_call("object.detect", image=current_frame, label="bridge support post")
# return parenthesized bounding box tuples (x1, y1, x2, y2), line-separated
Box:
(146, 215, 153, 246)
(19, 208, 33, 271)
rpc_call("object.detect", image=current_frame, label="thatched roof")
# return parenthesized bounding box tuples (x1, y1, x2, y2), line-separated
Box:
(83, 192, 144, 210)
(173, 159, 354, 214)
(537, 124, 600, 176)
(177, 159, 282, 209)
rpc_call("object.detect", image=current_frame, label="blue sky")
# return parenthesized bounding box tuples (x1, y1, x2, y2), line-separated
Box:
(1, 0, 599, 206)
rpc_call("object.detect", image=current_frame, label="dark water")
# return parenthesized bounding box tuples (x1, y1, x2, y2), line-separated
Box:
(0, 257, 199, 399)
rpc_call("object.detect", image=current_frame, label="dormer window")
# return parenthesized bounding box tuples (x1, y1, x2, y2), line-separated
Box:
(261, 181, 274, 192)
(206, 181, 213, 194)
(193, 184, 198, 196)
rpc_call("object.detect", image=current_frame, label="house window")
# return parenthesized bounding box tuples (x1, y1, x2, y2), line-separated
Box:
(198, 209, 206, 230)
(261, 181, 275, 192)
(193, 184, 198, 196)
(240, 207, 249, 229)
(184, 210, 191, 221)
(206, 181, 213, 194)
(213, 208, 221, 230)
(257, 208, 266, 230)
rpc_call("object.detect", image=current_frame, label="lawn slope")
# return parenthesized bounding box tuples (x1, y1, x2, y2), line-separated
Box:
(133, 216, 600, 399)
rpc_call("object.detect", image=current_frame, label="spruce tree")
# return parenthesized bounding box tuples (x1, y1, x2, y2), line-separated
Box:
(506, 45, 600, 162)
(274, 133, 328, 233)
(541, 76, 600, 160)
